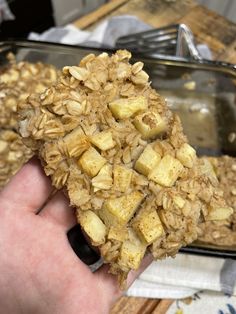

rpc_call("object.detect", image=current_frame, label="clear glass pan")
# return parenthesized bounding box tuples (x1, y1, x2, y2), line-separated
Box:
(1, 40, 235, 259)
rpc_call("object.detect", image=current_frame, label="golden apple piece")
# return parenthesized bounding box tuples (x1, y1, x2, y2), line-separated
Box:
(78, 210, 107, 245)
(99, 191, 144, 226)
(109, 96, 147, 119)
(90, 130, 115, 151)
(118, 229, 146, 270)
(62, 126, 90, 157)
(79, 147, 107, 177)
(108, 226, 129, 242)
(133, 207, 164, 244)
(199, 157, 218, 182)
(113, 165, 133, 192)
(176, 143, 197, 168)
(133, 111, 167, 139)
(91, 164, 113, 192)
(206, 206, 233, 221)
(135, 145, 161, 176)
(149, 154, 183, 187)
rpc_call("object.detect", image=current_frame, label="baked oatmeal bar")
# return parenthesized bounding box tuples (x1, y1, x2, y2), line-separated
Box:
(197, 156, 236, 247)
(18, 50, 233, 286)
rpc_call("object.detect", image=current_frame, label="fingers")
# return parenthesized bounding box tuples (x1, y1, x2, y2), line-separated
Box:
(39, 191, 76, 230)
(93, 264, 122, 309)
(126, 253, 153, 288)
(94, 253, 153, 304)
(0, 158, 53, 214)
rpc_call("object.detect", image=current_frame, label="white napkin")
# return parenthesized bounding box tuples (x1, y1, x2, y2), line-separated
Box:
(28, 15, 212, 60)
(0, 0, 14, 24)
(127, 254, 236, 299)
(167, 291, 236, 314)
(28, 15, 151, 47)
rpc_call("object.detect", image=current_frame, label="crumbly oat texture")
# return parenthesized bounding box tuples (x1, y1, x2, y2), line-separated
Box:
(18, 50, 233, 286)
(0, 53, 58, 129)
(197, 156, 236, 247)
(0, 129, 33, 188)
(0, 54, 59, 188)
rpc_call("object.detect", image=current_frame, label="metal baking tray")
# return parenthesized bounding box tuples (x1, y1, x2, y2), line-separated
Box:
(1, 40, 235, 260)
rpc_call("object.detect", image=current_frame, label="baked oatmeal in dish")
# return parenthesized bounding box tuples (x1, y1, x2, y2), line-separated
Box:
(197, 156, 236, 247)
(17, 50, 233, 287)
(0, 53, 58, 129)
(0, 129, 33, 189)
(0, 54, 59, 187)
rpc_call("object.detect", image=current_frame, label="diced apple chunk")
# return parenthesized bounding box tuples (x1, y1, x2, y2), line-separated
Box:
(118, 229, 146, 270)
(113, 165, 133, 192)
(92, 164, 113, 192)
(199, 158, 218, 182)
(99, 191, 144, 226)
(79, 147, 107, 177)
(133, 111, 167, 139)
(176, 143, 196, 168)
(90, 130, 115, 151)
(62, 127, 90, 157)
(133, 208, 164, 244)
(135, 145, 161, 176)
(79, 210, 107, 245)
(149, 154, 183, 187)
(206, 206, 233, 221)
(108, 226, 129, 242)
(109, 96, 147, 119)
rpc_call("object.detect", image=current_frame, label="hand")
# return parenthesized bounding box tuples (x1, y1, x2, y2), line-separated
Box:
(0, 158, 151, 314)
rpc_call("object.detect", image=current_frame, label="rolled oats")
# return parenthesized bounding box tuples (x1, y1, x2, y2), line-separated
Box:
(0, 130, 33, 189)
(17, 50, 233, 287)
(0, 54, 59, 129)
(0, 54, 60, 188)
(197, 156, 236, 246)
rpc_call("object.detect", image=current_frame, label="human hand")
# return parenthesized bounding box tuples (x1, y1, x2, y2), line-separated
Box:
(0, 158, 151, 314)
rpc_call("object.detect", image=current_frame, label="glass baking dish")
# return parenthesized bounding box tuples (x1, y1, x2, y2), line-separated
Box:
(0, 40, 235, 260)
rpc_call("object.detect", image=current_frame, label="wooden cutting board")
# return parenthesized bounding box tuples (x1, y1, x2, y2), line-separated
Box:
(110, 297, 173, 314)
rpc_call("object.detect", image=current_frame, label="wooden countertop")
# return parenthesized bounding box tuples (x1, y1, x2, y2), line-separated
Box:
(73, 1, 236, 313)
(74, 0, 236, 64)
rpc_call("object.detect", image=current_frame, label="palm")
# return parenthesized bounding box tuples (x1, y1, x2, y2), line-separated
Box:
(0, 159, 150, 314)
